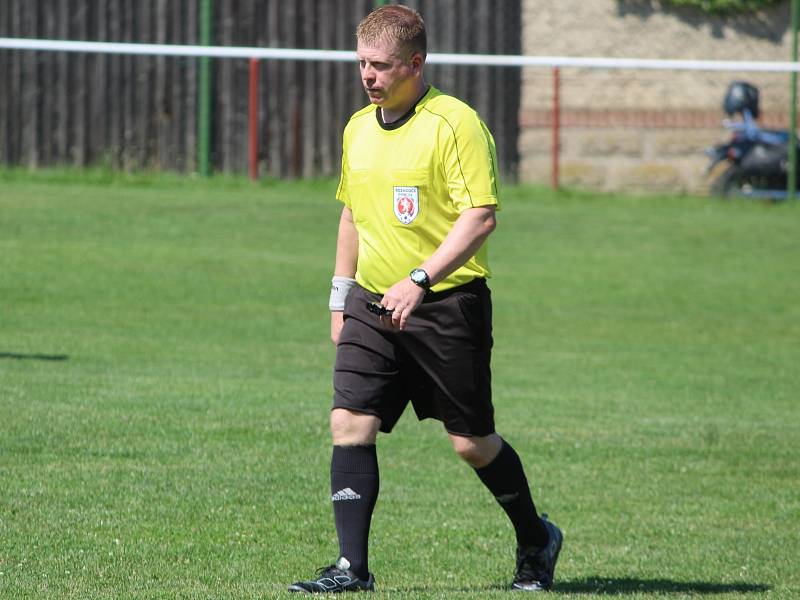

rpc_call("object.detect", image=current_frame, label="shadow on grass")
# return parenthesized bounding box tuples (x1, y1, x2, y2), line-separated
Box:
(556, 577, 770, 595)
(0, 352, 68, 361)
(395, 578, 768, 595)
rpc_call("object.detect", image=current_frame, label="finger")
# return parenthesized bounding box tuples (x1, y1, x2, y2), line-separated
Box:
(390, 305, 403, 329)
(399, 306, 411, 330)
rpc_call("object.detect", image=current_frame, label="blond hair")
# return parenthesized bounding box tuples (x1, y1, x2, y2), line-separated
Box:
(356, 5, 426, 60)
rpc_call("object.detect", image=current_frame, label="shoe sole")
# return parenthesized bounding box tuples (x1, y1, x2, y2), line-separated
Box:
(287, 580, 375, 593)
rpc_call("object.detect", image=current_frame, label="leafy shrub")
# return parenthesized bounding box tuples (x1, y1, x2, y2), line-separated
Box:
(662, 0, 784, 14)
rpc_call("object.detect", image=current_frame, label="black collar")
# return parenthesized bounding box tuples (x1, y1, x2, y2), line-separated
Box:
(376, 86, 430, 131)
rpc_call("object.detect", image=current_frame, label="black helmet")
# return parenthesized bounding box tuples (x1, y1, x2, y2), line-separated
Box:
(723, 81, 760, 118)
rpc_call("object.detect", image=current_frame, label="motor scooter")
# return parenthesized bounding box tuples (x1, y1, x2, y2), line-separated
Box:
(705, 80, 798, 200)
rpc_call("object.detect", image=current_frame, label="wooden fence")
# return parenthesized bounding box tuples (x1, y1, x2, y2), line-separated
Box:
(0, 0, 522, 179)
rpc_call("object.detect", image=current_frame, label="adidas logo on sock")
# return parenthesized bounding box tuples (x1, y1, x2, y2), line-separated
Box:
(331, 487, 361, 501)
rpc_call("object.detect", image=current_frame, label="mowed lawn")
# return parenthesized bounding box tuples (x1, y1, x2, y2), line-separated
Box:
(1, 173, 798, 599)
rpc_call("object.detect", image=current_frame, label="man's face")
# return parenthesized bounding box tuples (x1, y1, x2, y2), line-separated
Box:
(356, 39, 421, 112)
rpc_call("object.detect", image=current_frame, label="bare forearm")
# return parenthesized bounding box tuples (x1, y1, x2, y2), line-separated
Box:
(330, 207, 358, 345)
(334, 207, 359, 277)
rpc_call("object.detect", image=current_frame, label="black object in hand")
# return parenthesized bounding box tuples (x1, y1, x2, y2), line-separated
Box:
(366, 301, 393, 316)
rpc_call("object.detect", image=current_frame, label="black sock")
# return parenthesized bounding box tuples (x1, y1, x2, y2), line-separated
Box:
(474, 439, 549, 549)
(331, 445, 379, 580)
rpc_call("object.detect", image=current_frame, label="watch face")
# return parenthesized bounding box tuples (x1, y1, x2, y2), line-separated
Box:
(411, 269, 429, 287)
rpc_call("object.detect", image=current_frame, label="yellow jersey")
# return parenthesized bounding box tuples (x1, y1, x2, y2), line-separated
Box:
(336, 86, 500, 294)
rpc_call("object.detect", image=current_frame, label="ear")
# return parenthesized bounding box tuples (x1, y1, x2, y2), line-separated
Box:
(410, 52, 424, 75)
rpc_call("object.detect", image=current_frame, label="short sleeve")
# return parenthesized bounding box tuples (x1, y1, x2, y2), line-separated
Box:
(335, 129, 351, 208)
(438, 112, 500, 213)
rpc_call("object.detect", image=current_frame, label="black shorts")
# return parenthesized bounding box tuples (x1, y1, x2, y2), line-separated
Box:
(333, 279, 495, 437)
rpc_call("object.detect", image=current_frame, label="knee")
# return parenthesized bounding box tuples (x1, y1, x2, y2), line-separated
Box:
(451, 437, 483, 466)
(330, 408, 380, 446)
(450, 433, 502, 468)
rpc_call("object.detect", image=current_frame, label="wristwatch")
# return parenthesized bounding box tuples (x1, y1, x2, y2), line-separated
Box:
(409, 268, 431, 292)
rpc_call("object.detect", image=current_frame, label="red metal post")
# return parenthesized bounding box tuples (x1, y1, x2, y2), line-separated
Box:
(248, 57, 259, 181)
(551, 66, 560, 191)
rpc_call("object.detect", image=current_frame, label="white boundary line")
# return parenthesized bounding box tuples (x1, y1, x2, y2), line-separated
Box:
(1, 37, 799, 72)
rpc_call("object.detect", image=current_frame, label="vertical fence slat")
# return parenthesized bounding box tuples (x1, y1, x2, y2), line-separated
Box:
(493, 6, 506, 176)
(22, 0, 38, 168)
(108, 0, 122, 167)
(0, 0, 8, 163)
(302, 0, 316, 178)
(217, 0, 232, 171)
(287, 1, 301, 177)
(506, 0, 522, 179)
(332, 0, 350, 178)
(441, 0, 458, 97)
(266, 0, 277, 177)
(266, 0, 282, 177)
(318, 1, 334, 175)
(185, 0, 198, 172)
(121, 1, 134, 169)
(91, 0, 108, 166)
(136, 1, 151, 168)
(72, 2, 87, 166)
(155, 0, 168, 169)
(254, 0, 267, 173)
(38, 1, 52, 166)
(8, 0, 21, 165)
(53, 1, 68, 163)
(169, 0, 182, 170)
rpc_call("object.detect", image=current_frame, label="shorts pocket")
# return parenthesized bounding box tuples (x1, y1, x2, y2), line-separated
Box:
(455, 291, 493, 350)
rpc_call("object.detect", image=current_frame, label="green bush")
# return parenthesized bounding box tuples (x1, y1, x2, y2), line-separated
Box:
(662, 0, 784, 13)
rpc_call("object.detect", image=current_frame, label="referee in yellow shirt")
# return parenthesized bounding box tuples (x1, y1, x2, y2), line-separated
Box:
(289, 5, 562, 594)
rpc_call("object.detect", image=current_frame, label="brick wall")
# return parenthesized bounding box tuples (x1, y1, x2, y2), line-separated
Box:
(520, 0, 793, 193)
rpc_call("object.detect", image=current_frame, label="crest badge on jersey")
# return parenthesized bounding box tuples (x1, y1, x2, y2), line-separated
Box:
(393, 186, 419, 225)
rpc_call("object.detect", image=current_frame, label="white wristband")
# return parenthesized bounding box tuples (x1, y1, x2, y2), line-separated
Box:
(329, 276, 356, 311)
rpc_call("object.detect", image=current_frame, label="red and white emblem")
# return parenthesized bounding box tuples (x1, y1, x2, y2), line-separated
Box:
(393, 186, 419, 225)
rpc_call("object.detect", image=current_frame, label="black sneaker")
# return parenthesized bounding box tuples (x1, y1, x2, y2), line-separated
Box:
(512, 515, 563, 592)
(288, 557, 375, 593)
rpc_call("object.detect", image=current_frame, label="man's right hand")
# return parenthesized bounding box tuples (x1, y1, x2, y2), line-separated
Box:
(331, 311, 345, 345)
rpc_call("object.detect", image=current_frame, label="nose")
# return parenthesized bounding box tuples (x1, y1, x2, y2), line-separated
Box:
(361, 63, 375, 83)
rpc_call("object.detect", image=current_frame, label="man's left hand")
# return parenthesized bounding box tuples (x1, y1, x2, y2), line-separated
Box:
(380, 277, 426, 331)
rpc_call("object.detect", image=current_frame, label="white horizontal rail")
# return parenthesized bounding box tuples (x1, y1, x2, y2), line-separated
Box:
(0, 38, 355, 62)
(2, 37, 800, 72)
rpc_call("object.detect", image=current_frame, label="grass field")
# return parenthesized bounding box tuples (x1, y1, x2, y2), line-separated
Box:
(1, 171, 799, 599)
